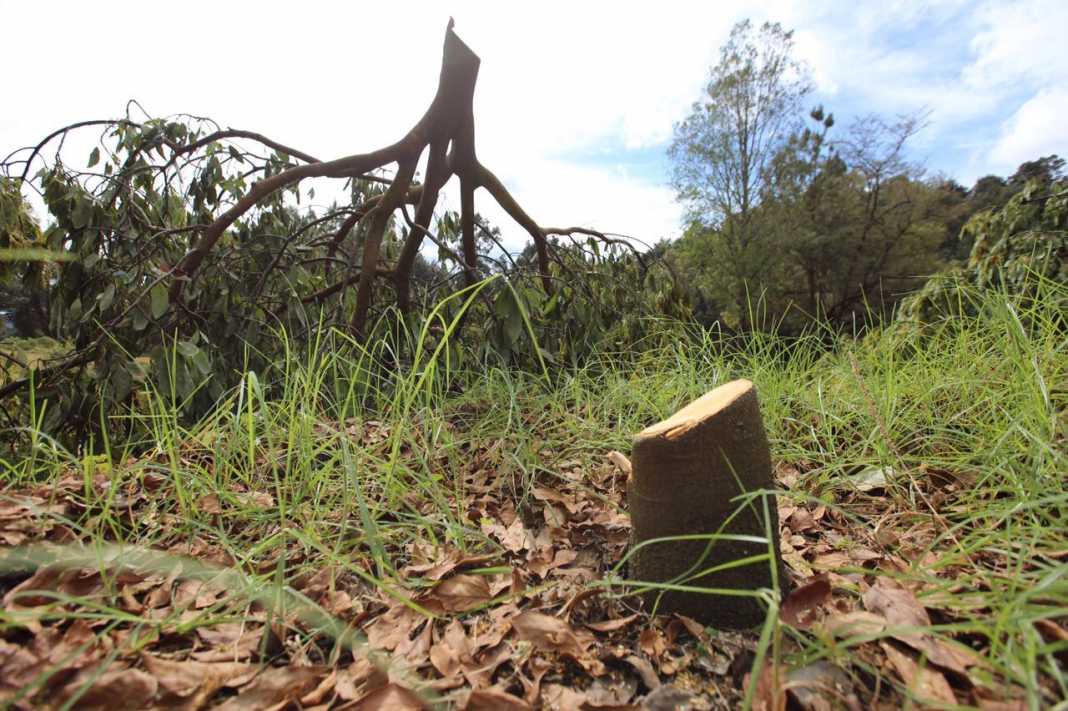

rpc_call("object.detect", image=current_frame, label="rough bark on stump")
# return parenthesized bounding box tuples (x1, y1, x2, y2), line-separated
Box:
(627, 379, 783, 628)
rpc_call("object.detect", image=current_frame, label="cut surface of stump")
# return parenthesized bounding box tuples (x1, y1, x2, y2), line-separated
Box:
(627, 378, 783, 628)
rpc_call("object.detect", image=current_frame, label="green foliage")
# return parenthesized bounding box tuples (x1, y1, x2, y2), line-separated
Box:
(668, 20, 811, 331)
(487, 239, 689, 367)
(897, 178, 1068, 330)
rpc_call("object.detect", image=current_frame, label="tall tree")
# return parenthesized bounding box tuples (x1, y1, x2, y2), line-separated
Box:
(668, 20, 812, 327)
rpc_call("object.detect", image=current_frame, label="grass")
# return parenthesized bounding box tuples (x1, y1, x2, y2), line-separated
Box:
(0, 275, 1065, 709)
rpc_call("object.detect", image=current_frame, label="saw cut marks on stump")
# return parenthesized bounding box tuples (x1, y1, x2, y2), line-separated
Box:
(627, 378, 784, 629)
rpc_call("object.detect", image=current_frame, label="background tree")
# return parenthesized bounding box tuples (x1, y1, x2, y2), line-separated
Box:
(784, 114, 948, 330)
(669, 19, 812, 328)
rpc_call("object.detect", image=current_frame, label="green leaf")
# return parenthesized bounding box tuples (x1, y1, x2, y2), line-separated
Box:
(110, 365, 133, 401)
(98, 283, 115, 312)
(176, 340, 199, 359)
(87, 147, 100, 168)
(493, 288, 526, 347)
(71, 198, 91, 229)
(191, 349, 212, 376)
(150, 283, 168, 319)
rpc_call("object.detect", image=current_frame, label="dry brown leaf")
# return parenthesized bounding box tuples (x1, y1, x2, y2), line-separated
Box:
(532, 486, 583, 514)
(585, 614, 640, 633)
(212, 665, 325, 710)
(639, 626, 667, 659)
(785, 660, 854, 711)
(395, 616, 433, 665)
(528, 547, 578, 578)
(542, 683, 591, 710)
(3, 567, 64, 607)
(641, 683, 699, 711)
(300, 669, 338, 706)
(428, 574, 492, 612)
(746, 663, 787, 711)
(781, 575, 831, 630)
(430, 619, 474, 678)
(1033, 618, 1068, 665)
(500, 517, 532, 553)
(141, 654, 253, 699)
(862, 578, 930, 628)
(511, 611, 603, 673)
(820, 610, 888, 639)
(583, 674, 638, 707)
(191, 622, 263, 662)
(623, 654, 660, 691)
(335, 656, 387, 701)
(811, 552, 851, 570)
(670, 614, 710, 647)
(788, 508, 815, 533)
(344, 682, 426, 710)
(881, 642, 957, 706)
(463, 642, 512, 689)
(465, 688, 533, 710)
(198, 494, 223, 514)
(364, 604, 425, 651)
(52, 665, 158, 711)
(863, 578, 977, 674)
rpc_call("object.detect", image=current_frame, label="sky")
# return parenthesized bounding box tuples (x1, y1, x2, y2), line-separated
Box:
(2, 0, 1066, 251)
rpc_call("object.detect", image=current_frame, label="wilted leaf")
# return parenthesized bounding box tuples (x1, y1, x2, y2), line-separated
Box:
(746, 663, 787, 711)
(623, 655, 660, 691)
(365, 604, 425, 651)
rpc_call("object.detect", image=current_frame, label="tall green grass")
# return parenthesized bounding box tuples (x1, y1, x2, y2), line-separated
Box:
(1, 274, 1065, 708)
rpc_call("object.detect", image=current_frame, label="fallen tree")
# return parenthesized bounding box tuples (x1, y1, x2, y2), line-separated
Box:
(167, 20, 651, 336)
(1, 20, 684, 443)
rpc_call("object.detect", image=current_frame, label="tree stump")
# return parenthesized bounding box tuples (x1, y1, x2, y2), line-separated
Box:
(627, 379, 783, 628)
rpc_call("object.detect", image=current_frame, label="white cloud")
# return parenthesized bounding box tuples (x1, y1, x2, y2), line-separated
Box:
(989, 87, 1068, 173)
(964, 0, 1068, 91)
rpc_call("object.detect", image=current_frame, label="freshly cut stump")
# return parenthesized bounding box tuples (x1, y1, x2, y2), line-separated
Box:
(627, 379, 783, 628)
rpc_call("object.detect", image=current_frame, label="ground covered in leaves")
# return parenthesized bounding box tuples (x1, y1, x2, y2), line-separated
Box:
(1, 289, 1066, 709)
